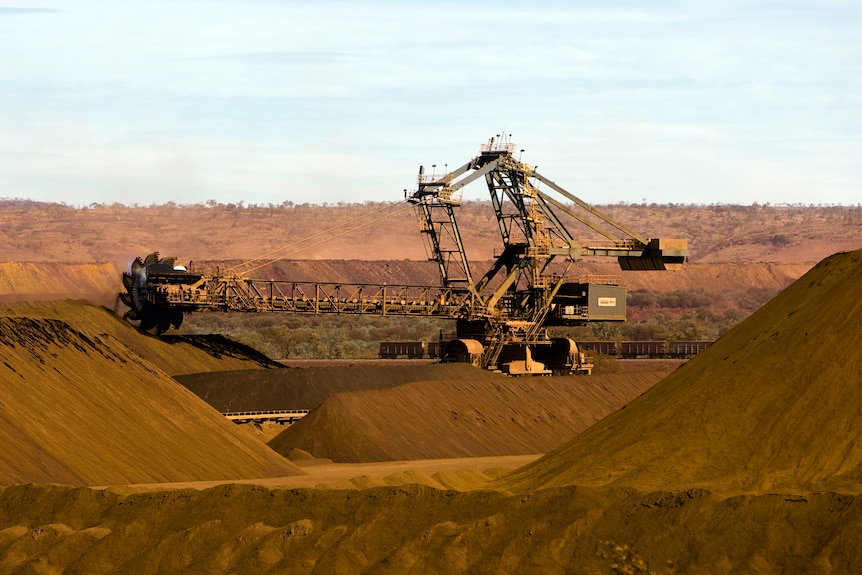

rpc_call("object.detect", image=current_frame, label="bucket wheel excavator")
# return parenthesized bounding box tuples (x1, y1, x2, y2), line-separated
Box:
(119, 136, 688, 374)
(406, 135, 687, 373)
(119, 252, 188, 334)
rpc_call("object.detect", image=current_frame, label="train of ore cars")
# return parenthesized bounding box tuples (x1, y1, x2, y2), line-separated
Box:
(379, 340, 712, 361)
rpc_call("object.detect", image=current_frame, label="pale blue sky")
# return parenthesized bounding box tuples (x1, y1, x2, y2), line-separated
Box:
(1, 1, 860, 206)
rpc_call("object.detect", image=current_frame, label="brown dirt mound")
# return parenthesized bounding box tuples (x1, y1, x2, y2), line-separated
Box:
(1, 300, 272, 375)
(501, 248, 862, 494)
(176, 363, 496, 412)
(268, 371, 667, 462)
(0, 262, 120, 306)
(0, 316, 299, 486)
(2, 483, 862, 574)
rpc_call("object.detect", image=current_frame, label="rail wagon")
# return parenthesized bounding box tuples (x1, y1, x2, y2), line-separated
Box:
(669, 340, 712, 358)
(378, 341, 432, 359)
(576, 341, 619, 356)
(620, 340, 668, 358)
(382, 339, 713, 361)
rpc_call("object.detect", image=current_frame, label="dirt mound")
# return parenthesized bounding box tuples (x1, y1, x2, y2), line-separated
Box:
(0, 316, 299, 486)
(0, 262, 120, 305)
(1, 300, 273, 375)
(268, 371, 667, 462)
(2, 483, 861, 574)
(176, 363, 495, 412)
(502, 249, 862, 493)
(613, 261, 809, 292)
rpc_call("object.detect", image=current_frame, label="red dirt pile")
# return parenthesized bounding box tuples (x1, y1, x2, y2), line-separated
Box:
(0, 313, 299, 486)
(502, 248, 862, 494)
(268, 371, 667, 462)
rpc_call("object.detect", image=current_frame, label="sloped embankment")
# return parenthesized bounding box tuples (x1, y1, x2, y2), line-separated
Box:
(1, 300, 275, 375)
(502, 248, 862, 494)
(4, 251, 862, 573)
(268, 371, 667, 462)
(0, 262, 120, 305)
(0, 316, 299, 486)
(176, 363, 498, 413)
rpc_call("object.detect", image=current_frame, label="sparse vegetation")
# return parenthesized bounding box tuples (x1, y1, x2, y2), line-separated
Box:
(179, 284, 775, 360)
(1, 199, 859, 263)
(179, 313, 449, 360)
(7, 198, 841, 360)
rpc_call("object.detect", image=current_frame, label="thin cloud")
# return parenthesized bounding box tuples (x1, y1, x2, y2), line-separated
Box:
(0, 1, 859, 206)
(187, 51, 365, 64)
(0, 7, 61, 15)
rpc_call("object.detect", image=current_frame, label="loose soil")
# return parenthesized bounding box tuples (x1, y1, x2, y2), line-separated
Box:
(268, 371, 667, 463)
(2, 198, 862, 573)
(501, 248, 862, 494)
(2, 482, 862, 574)
(176, 363, 497, 413)
(0, 248, 855, 574)
(0, 309, 298, 486)
(0, 261, 120, 306)
(0, 300, 276, 375)
(179, 363, 668, 463)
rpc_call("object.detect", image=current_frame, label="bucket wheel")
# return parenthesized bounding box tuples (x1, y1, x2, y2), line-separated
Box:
(120, 252, 185, 334)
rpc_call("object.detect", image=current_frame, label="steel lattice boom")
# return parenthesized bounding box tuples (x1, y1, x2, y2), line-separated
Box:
(120, 137, 688, 374)
(406, 136, 688, 372)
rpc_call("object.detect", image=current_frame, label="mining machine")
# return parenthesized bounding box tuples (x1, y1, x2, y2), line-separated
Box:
(119, 136, 688, 375)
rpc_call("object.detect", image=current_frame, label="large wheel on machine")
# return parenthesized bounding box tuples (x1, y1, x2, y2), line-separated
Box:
(120, 252, 184, 334)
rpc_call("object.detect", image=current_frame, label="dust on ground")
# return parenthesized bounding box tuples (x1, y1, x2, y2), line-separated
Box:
(100, 455, 542, 494)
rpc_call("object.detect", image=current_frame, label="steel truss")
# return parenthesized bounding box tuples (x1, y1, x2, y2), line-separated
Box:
(121, 136, 688, 374)
(407, 136, 688, 369)
(146, 275, 478, 318)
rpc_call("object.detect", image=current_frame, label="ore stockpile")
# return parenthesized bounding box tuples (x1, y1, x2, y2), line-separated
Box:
(0, 250, 861, 573)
